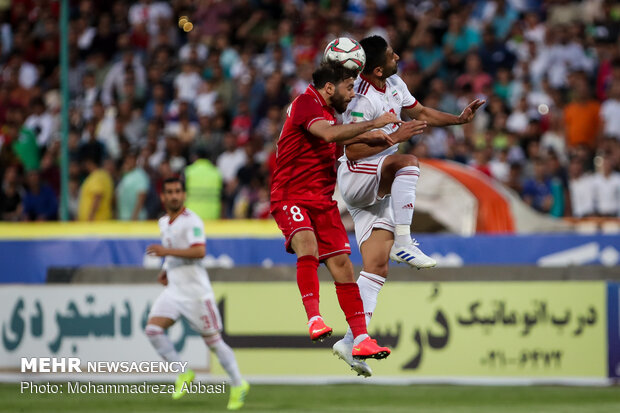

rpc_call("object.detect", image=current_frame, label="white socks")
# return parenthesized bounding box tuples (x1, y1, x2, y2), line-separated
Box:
(146, 325, 242, 387)
(145, 324, 181, 362)
(343, 271, 385, 344)
(204, 333, 243, 386)
(392, 166, 420, 246)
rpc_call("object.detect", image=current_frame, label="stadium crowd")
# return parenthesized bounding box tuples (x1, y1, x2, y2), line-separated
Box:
(0, 0, 619, 222)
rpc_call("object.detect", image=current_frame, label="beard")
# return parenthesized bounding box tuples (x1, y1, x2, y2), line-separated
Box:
(331, 92, 350, 114)
(166, 200, 183, 213)
(381, 63, 398, 79)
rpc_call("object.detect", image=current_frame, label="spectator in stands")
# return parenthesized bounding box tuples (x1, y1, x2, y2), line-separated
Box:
(568, 157, 595, 218)
(522, 157, 553, 214)
(592, 154, 620, 217)
(600, 81, 620, 141)
(21, 170, 57, 221)
(0, 165, 23, 221)
(564, 73, 601, 150)
(77, 154, 114, 221)
(184, 148, 222, 220)
(116, 150, 150, 221)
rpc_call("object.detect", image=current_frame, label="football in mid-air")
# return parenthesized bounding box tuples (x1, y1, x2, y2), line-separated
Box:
(323, 37, 366, 72)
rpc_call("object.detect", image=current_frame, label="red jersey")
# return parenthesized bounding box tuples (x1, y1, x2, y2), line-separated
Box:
(270, 85, 338, 203)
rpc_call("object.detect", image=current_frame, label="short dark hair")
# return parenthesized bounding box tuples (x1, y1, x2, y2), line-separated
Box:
(312, 61, 358, 89)
(162, 176, 185, 192)
(360, 36, 388, 75)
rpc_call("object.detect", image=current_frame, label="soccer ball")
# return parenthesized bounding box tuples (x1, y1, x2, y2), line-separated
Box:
(323, 37, 366, 72)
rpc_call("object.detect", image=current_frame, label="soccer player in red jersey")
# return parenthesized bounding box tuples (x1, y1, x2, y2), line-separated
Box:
(271, 62, 411, 360)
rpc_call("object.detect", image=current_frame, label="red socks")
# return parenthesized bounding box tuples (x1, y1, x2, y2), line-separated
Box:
(296, 255, 320, 320)
(335, 282, 368, 338)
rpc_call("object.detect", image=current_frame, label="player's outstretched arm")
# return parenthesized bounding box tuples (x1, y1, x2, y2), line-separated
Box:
(404, 99, 485, 126)
(146, 244, 206, 259)
(345, 120, 428, 161)
(308, 112, 400, 143)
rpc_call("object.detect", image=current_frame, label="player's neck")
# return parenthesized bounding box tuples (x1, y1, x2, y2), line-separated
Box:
(360, 73, 386, 91)
(167, 207, 185, 222)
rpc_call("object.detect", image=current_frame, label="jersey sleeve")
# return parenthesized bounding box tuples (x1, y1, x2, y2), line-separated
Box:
(290, 94, 327, 130)
(186, 216, 206, 247)
(395, 76, 417, 109)
(343, 96, 377, 124)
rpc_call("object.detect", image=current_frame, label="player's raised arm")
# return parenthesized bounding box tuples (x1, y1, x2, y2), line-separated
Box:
(309, 111, 401, 143)
(403, 99, 485, 126)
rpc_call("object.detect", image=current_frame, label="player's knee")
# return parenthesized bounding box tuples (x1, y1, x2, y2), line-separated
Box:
(203, 332, 222, 350)
(369, 264, 389, 278)
(400, 154, 419, 168)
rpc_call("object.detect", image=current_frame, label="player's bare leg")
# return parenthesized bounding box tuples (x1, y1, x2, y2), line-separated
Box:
(334, 229, 392, 375)
(379, 154, 436, 269)
(325, 254, 390, 360)
(144, 317, 195, 399)
(290, 230, 332, 341)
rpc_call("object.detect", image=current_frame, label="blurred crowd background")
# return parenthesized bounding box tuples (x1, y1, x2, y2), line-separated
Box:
(0, 0, 619, 223)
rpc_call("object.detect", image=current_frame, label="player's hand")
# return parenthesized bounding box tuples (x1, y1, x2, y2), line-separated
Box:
(146, 244, 168, 257)
(457, 99, 485, 124)
(157, 270, 168, 286)
(360, 130, 395, 146)
(391, 120, 428, 143)
(374, 112, 402, 128)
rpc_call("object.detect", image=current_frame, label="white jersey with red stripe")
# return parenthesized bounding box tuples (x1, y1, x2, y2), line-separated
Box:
(158, 207, 212, 298)
(340, 73, 417, 163)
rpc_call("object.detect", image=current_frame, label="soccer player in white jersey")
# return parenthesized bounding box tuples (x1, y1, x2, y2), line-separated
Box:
(144, 177, 249, 410)
(332, 36, 484, 376)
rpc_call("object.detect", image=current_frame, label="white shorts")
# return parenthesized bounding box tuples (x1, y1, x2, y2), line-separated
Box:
(148, 288, 222, 336)
(337, 155, 395, 248)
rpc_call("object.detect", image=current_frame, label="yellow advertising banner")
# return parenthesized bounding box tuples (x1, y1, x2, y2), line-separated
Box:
(211, 281, 606, 378)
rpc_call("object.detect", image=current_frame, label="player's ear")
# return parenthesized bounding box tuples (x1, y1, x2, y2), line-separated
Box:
(325, 82, 335, 96)
(373, 66, 383, 77)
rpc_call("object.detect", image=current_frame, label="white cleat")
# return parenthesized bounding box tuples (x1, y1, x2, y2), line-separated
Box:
(390, 239, 437, 269)
(333, 339, 372, 378)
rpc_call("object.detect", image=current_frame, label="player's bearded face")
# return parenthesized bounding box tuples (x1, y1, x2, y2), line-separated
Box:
(331, 78, 355, 114)
(161, 183, 186, 212)
(381, 47, 399, 79)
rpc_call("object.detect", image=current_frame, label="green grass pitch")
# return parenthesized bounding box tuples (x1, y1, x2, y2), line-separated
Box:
(1, 383, 619, 413)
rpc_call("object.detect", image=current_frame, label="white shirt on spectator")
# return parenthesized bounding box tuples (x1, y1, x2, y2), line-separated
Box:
(24, 112, 55, 147)
(96, 107, 121, 160)
(101, 57, 147, 106)
(128, 1, 172, 36)
(174, 72, 202, 103)
(489, 158, 510, 183)
(506, 110, 529, 133)
(179, 43, 208, 63)
(195, 90, 218, 117)
(19, 61, 38, 89)
(569, 173, 595, 217)
(592, 172, 620, 216)
(600, 98, 620, 139)
(217, 149, 247, 184)
(422, 128, 449, 159)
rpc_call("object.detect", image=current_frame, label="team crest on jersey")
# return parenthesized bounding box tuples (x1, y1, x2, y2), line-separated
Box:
(391, 90, 401, 105)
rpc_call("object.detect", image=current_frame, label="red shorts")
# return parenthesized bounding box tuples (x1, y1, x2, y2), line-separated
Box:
(271, 199, 351, 261)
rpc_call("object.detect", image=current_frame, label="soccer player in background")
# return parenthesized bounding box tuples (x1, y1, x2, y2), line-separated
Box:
(270, 61, 423, 361)
(333, 36, 484, 376)
(144, 177, 249, 410)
